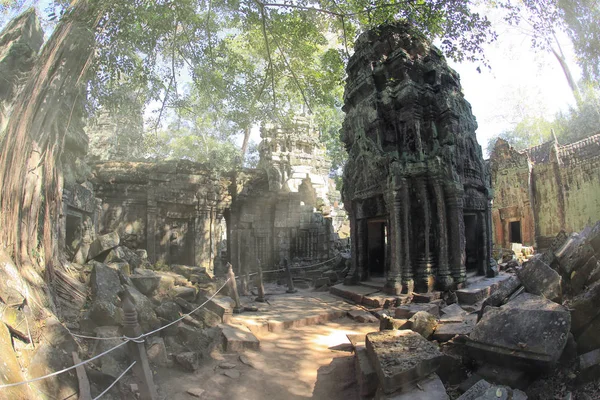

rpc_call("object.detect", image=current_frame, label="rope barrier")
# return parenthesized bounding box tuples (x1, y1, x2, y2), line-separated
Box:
(0, 340, 129, 389)
(93, 361, 136, 400)
(235, 255, 341, 280)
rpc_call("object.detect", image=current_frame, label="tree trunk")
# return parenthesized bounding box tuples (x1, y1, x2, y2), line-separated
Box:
(240, 125, 251, 164)
(0, 0, 99, 280)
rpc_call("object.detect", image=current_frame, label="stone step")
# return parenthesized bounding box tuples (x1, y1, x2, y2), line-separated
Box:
(365, 330, 444, 395)
(329, 284, 398, 308)
(220, 324, 260, 353)
(355, 345, 379, 398)
(456, 274, 512, 305)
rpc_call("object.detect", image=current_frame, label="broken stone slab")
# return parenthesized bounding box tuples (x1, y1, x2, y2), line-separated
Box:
(223, 369, 241, 379)
(554, 234, 595, 276)
(355, 345, 379, 398)
(130, 271, 161, 295)
(456, 379, 491, 400)
(440, 303, 467, 318)
(569, 280, 600, 335)
(478, 275, 521, 320)
(365, 330, 444, 394)
(433, 316, 477, 342)
(578, 348, 600, 384)
(407, 311, 438, 340)
(456, 275, 511, 305)
(467, 293, 571, 368)
(169, 286, 197, 302)
(220, 324, 260, 353)
(374, 373, 448, 400)
(175, 351, 198, 371)
(394, 303, 440, 319)
(517, 257, 562, 303)
(186, 388, 205, 398)
(380, 315, 410, 331)
(87, 231, 120, 261)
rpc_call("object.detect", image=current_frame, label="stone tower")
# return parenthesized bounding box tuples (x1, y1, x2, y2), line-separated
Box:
(341, 23, 493, 294)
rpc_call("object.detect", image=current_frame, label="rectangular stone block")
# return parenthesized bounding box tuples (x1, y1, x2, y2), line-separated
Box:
(355, 345, 379, 397)
(394, 303, 440, 319)
(220, 324, 260, 352)
(366, 330, 444, 394)
(578, 348, 600, 384)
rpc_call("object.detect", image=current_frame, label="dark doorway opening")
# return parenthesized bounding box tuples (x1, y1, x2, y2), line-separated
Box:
(367, 219, 387, 277)
(464, 214, 480, 271)
(510, 220, 522, 243)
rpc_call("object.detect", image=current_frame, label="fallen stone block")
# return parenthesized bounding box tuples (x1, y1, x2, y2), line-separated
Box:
(172, 265, 207, 280)
(366, 330, 444, 394)
(175, 351, 198, 371)
(570, 255, 599, 295)
(169, 286, 197, 302)
(87, 231, 120, 261)
(578, 348, 600, 384)
(476, 364, 531, 390)
(467, 293, 570, 368)
(147, 336, 169, 367)
(374, 374, 448, 400)
(412, 292, 442, 303)
(569, 280, 600, 335)
(517, 257, 562, 303)
(479, 275, 521, 320)
(380, 315, 409, 331)
(394, 303, 440, 319)
(433, 316, 476, 342)
(355, 345, 378, 398)
(220, 324, 260, 352)
(440, 303, 467, 318)
(456, 379, 491, 400)
(130, 270, 161, 295)
(575, 312, 600, 354)
(407, 311, 438, 339)
(555, 234, 595, 276)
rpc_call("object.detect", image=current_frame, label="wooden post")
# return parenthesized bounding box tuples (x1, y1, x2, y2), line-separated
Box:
(284, 259, 297, 293)
(122, 293, 158, 400)
(226, 263, 243, 313)
(255, 258, 266, 302)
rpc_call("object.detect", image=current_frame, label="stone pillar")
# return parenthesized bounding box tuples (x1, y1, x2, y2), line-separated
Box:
(478, 212, 488, 276)
(433, 179, 453, 290)
(384, 188, 402, 295)
(485, 191, 495, 277)
(356, 218, 368, 282)
(146, 199, 157, 264)
(344, 209, 359, 285)
(399, 179, 414, 294)
(415, 177, 434, 293)
(445, 183, 466, 287)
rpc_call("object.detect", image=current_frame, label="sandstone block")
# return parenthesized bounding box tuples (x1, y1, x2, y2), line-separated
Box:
(88, 231, 120, 260)
(394, 303, 440, 319)
(433, 316, 476, 342)
(355, 345, 378, 397)
(569, 280, 600, 334)
(380, 315, 410, 331)
(221, 324, 260, 352)
(468, 293, 570, 367)
(366, 330, 444, 394)
(130, 271, 161, 295)
(407, 311, 438, 339)
(517, 257, 562, 303)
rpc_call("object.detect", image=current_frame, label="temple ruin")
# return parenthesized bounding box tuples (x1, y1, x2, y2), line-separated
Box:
(341, 23, 493, 295)
(490, 134, 600, 249)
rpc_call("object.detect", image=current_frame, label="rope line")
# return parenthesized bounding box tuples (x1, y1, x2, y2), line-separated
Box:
(93, 361, 136, 400)
(0, 340, 129, 389)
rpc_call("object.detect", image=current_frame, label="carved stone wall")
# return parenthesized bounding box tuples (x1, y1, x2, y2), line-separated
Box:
(490, 134, 600, 250)
(229, 117, 347, 276)
(91, 160, 230, 273)
(341, 23, 492, 294)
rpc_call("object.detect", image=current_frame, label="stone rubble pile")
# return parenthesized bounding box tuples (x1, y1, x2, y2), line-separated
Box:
(344, 221, 600, 399)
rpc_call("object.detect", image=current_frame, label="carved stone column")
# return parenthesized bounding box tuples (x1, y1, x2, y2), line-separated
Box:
(445, 183, 466, 287)
(399, 179, 414, 293)
(485, 190, 495, 277)
(356, 218, 368, 282)
(384, 188, 402, 295)
(146, 198, 157, 264)
(415, 177, 434, 292)
(433, 178, 453, 290)
(344, 205, 359, 285)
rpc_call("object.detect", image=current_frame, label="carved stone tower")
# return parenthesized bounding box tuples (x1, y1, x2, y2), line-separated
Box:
(341, 23, 493, 294)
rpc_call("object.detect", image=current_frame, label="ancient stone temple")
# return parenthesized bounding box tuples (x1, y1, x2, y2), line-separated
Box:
(341, 23, 493, 294)
(228, 116, 346, 274)
(490, 134, 600, 250)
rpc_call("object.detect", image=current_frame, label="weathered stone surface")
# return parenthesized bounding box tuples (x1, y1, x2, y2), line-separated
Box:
(394, 303, 440, 319)
(412, 292, 442, 303)
(555, 234, 595, 276)
(366, 330, 444, 394)
(155, 301, 181, 322)
(569, 280, 600, 335)
(0, 322, 35, 399)
(175, 352, 197, 371)
(125, 285, 160, 332)
(107, 261, 131, 277)
(440, 304, 467, 318)
(170, 286, 197, 301)
(130, 270, 161, 295)
(375, 373, 448, 400)
(348, 310, 378, 323)
(355, 345, 378, 397)
(380, 315, 409, 331)
(187, 387, 205, 397)
(433, 316, 476, 342)
(575, 312, 600, 354)
(479, 275, 521, 319)
(89, 262, 122, 325)
(88, 231, 120, 260)
(407, 311, 438, 339)
(90, 326, 128, 364)
(221, 324, 260, 352)
(27, 318, 78, 399)
(456, 379, 491, 400)
(517, 257, 562, 303)
(570, 255, 599, 294)
(147, 336, 169, 367)
(172, 265, 206, 280)
(468, 293, 570, 367)
(578, 348, 600, 384)
(476, 364, 530, 390)
(223, 369, 241, 379)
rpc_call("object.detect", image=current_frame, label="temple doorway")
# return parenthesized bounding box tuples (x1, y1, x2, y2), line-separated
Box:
(510, 220, 522, 243)
(464, 214, 480, 272)
(367, 218, 387, 277)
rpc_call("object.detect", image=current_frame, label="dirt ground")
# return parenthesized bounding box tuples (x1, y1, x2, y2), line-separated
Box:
(155, 317, 377, 400)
